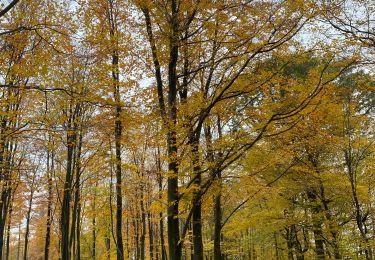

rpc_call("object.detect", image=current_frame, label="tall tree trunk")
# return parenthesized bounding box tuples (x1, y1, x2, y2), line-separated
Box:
(108, 2, 125, 256)
(133, 209, 139, 260)
(143, 2, 180, 257)
(92, 183, 97, 260)
(148, 211, 154, 260)
(0, 134, 11, 258)
(166, 1, 180, 258)
(213, 173, 222, 260)
(140, 178, 146, 260)
(105, 231, 111, 260)
(285, 227, 294, 260)
(17, 224, 21, 260)
(0, 99, 9, 259)
(190, 133, 204, 260)
(192, 165, 203, 260)
(93, 213, 96, 260)
(0, 91, 19, 259)
(126, 217, 129, 258)
(143, 1, 180, 258)
(70, 131, 82, 260)
(350, 172, 372, 260)
(5, 197, 12, 260)
(320, 185, 341, 259)
(44, 143, 54, 260)
(114, 71, 124, 260)
(24, 172, 36, 260)
(344, 107, 372, 260)
(274, 233, 279, 260)
(156, 147, 166, 260)
(166, 130, 180, 260)
(206, 117, 223, 260)
(76, 201, 81, 260)
(307, 189, 325, 260)
(70, 146, 77, 257)
(61, 115, 77, 260)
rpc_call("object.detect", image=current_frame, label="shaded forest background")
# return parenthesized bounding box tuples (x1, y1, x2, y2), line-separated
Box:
(0, 0, 374, 259)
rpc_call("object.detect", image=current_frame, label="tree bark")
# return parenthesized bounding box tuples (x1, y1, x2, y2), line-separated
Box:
(140, 179, 146, 260)
(191, 141, 203, 260)
(148, 211, 154, 260)
(5, 197, 12, 260)
(24, 171, 36, 260)
(213, 174, 222, 260)
(156, 147, 167, 260)
(107, 2, 125, 256)
(44, 142, 54, 260)
(206, 118, 223, 260)
(0, 124, 11, 258)
(61, 111, 77, 260)
(320, 185, 341, 259)
(307, 189, 325, 260)
(92, 183, 97, 260)
(143, 1, 181, 258)
(76, 201, 81, 260)
(105, 232, 111, 260)
(17, 224, 20, 260)
(70, 131, 82, 259)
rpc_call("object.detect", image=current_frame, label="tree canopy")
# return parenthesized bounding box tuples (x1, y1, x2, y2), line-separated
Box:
(0, 0, 374, 259)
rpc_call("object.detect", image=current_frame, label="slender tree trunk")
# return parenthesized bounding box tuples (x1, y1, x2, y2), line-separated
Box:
(24, 213, 31, 260)
(274, 233, 279, 260)
(148, 211, 154, 260)
(206, 118, 223, 260)
(189, 223, 194, 260)
(307, 189, 325, 260)
(167, 1, 180, 258)
(285, 227, 293, 260)
(140, 181, 146, 260)
(92, 186, 97, 260)
(192, 169, 203, 260)
(71, 132, 83, 260)
(320, 185, 341, 259)
(0, 137, 12, 259)
(24, 175, 36, 260)
(0, 194, 7, 259)
(17, 224, 21, 260)
(0, 95, 19, 259)
(5, 198, 12, 260)
(105, 1, 124, 259)
(157, 147, 166, 260)
(0, 192, 10, 260)
(61, 118, 77, 260)
(167, 132, 180, 260)
(350, 175, 372, 260)
(71, 149, 77, 259)
(76, 203, 81, 260)
(191, 135, 204, 260)
(110, 18, 124, 260)
(126, 217, 129, 258)
(114, 77, 124, 260)
(192, 203, 204, 260)
(213, 175, 222, 260)
(344, 112, 372, 260)
(133, 209, 139, 260)
(0, 103, 9, 259)
(45, 144, 54, 260)
(105, 232, 111, 260)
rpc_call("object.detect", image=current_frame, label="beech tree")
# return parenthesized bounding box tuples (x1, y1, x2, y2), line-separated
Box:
(0, 0, 374, 259)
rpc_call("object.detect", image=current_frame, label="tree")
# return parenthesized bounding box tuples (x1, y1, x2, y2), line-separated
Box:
(0, 1, 374, 259)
